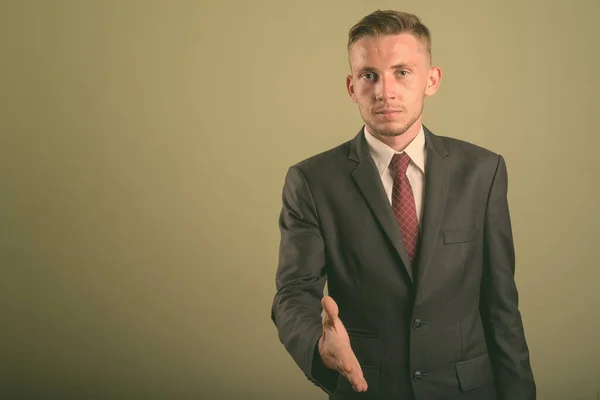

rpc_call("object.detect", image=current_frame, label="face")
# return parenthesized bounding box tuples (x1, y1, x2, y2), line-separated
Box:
(346, 33, 442, 138)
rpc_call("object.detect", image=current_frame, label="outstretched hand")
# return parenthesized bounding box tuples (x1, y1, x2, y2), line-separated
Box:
(318, 296, 368, 392)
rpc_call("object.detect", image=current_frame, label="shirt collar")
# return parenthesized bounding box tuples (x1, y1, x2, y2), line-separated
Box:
(363, 124, 426, 177)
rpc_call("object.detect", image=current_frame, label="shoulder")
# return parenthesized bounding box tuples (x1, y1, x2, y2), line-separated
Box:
(287, 139, 353, 176)
(438, 135, 498, 159)
(432, 132, 504, 172)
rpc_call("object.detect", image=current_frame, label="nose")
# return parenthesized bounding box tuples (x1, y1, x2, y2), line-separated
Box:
(375, 74, 397, 101)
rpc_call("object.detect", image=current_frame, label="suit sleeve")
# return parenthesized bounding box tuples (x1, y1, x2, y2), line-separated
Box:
(480, 154, 537, 400)
(270, 165, 339, 394)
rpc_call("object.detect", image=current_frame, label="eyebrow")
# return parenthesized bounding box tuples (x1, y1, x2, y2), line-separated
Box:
(357, 63, 417, 74)
(392, 63, 417, 69)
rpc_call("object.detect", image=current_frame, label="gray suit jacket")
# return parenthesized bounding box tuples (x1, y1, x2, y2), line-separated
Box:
(271, 125, 536, 399)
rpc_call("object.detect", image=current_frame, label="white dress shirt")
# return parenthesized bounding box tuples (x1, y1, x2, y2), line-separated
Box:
(363, 124, 427, 228)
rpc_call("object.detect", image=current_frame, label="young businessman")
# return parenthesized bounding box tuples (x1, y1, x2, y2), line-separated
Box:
(271, 9, 536, 400)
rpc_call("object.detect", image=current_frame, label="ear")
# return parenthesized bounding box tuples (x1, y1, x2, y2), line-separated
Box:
(424, 66, 442, 96)
(346, 74, 358, 103)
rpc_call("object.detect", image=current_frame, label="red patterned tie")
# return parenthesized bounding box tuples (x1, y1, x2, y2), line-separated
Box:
(390, 153, 419, 262)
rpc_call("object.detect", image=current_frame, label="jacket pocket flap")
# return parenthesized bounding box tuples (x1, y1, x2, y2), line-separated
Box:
(455, 352, 492, 391)
(443, 228, 478, 244)
(346, 328, 378, 338)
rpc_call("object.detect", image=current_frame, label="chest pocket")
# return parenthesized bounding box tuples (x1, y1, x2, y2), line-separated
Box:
(443, 228, 478, 244)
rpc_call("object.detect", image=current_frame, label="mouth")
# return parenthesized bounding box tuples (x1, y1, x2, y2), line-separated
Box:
(375, 109, 402, 119)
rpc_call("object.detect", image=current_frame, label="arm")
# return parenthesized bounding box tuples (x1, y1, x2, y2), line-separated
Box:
(480, 155, 536, 400)
(270, 165, 338, 394)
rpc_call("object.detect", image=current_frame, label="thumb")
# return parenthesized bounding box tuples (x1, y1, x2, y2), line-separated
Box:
(321, 296, 339, 328)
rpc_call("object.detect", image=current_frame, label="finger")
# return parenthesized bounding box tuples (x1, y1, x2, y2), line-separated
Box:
(340, 349, 368, 392)
(338, 362, 368, 392)
(321, 296, 339, 328)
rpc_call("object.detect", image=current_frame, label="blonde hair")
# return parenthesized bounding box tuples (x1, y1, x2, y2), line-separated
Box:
(348, 10, 432, 62)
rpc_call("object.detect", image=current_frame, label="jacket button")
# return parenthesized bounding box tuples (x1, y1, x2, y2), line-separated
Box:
(413, 319, 423, 329)
(413, 371, 422, 382)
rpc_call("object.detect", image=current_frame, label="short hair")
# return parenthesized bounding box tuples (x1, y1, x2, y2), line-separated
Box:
(347, 10, 432, 63)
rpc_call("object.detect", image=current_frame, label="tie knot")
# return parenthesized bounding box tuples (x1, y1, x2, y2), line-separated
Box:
(390, 152, 411, 174)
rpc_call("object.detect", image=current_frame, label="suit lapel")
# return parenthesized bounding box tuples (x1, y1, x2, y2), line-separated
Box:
(348, 125, 450, 287)
(414, 127, 450, 296)
(349, 127, 415, 283)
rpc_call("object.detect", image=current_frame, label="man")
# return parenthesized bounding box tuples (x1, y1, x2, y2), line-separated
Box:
(271, 9, 536, 400)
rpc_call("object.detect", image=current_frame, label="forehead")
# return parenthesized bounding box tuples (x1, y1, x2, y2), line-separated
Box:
(349, 33, 426, 70)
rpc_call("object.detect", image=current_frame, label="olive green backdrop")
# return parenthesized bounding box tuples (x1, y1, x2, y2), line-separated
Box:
(1, 0, 598, 399)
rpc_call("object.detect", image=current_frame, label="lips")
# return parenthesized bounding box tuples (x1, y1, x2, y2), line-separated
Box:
(375, 109, 402, 114)
(375, 109, 402, 119)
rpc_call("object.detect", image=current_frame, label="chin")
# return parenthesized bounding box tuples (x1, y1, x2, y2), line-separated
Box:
(371, 122, 409, 137)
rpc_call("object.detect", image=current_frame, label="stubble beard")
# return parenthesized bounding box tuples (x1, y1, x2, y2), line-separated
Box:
(365, 97, 425, 138)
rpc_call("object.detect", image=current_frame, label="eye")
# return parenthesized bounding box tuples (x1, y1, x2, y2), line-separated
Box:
(361, 73, 376, 81)
(397, 70, 409, 77)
